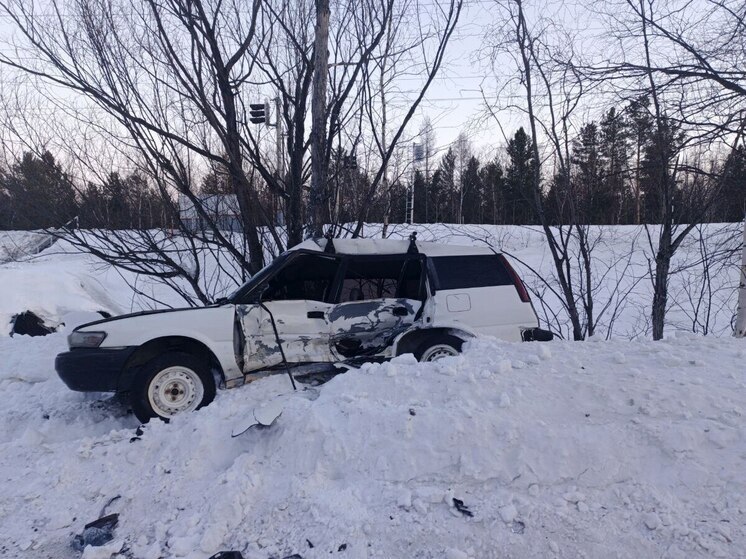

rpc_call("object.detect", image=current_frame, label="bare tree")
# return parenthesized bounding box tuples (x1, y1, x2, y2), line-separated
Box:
(351, 0, 464, 237)
(0, 0, 464, 304)
(589, 0, 746, 339)
(484, 0, 594, 339)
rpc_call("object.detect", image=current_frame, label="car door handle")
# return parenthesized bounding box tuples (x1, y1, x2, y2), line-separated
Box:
(391, 306, 409, 316)
(307, 311, 325, 319)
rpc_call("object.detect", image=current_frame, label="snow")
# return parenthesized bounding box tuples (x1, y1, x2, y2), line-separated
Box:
(0, 238, 185, 336)
(1, 331, 744, 558)
(1, 225, 745, 558)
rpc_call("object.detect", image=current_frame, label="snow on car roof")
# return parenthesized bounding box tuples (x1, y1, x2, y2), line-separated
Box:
(290, 237, 497, 256)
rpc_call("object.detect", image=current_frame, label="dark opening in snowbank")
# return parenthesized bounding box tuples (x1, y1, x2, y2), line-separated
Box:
(10, 311, 57, 337)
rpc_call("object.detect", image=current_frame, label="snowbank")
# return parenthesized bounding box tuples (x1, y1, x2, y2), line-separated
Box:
(0, 238, 187, 336)
(1, 333, 743, 558)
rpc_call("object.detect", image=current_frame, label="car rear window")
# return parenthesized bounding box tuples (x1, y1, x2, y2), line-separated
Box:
(429, 254, 513, 290)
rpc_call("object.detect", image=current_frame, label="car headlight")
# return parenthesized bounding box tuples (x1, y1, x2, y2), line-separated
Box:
(68, 330, 107, 348)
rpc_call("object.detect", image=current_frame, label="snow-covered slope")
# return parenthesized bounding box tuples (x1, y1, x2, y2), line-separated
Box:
(0, 238, 186, 336)
(1, 332, 744, 558)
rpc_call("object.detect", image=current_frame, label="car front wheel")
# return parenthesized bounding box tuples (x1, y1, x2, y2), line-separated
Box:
(131, 352, 216, 423)
(414, 334, 463, 362)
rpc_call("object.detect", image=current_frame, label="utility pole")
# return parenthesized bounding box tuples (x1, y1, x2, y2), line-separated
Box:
(274, 96, 283, 179)
(274, 96, 284, 226)
(735, 213, 746, 337)
(308, 0, 330, 238)
(250, 98, 284, 226)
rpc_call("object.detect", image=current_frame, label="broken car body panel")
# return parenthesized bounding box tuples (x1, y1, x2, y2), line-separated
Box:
(328, 298, 420, 359)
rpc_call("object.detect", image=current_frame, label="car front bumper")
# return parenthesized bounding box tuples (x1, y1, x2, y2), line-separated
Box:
(521, 327, 554, 342)
(55, 347, 137, 392)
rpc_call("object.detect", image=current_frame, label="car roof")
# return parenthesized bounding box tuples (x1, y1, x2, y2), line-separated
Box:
(289, 238, 498, 257)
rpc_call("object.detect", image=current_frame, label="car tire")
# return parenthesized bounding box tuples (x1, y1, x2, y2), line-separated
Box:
(130, 352, 216, 423)
(414, 334, 463, 362)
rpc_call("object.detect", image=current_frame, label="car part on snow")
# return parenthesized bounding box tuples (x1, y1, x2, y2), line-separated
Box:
(510, 520, 526, 534)
(452, 498, 473, 517)
(71, 513, 118, 551)
(414, 333, 463, 362)
(130, 352, 216, 422)
(231, 388, 320, 437)
(253, 398, 285, 426)
(208, 552, 244, 559)
(10, 311, 57, 337)
(231, 400, 284, 437)
(129, 425, 144, 443)
(521, 327, 554, 342)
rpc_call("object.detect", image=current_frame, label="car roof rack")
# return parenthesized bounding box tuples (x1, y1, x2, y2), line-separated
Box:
(407, 232, 419, 254)
(323, 230, 336, 254)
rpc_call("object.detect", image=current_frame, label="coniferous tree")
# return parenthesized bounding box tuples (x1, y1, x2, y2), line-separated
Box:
(200, 168, 233, 195)
(717, 146, 746, 222)
(0, 151, 77, 229)
(480, 159, 505, 224)
(432, 148, 456, 222)
(505, 128, 536, 224)
(599, 107, 631, 224)
(640, 118, 684, 223)
(412, 170, 427, 223)
(461, 156, 482, 223)
(627, 96, 654, 224)
(0, 166, 10, 229)
(572, 122, 604, 223)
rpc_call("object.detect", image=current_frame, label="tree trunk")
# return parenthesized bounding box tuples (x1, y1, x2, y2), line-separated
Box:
(735, 216, 746, 337)
(651, 224, 672, 340)
(308, 0, 330, 239)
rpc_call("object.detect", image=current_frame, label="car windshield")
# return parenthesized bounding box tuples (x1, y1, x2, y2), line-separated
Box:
(227, 253, 289, 303)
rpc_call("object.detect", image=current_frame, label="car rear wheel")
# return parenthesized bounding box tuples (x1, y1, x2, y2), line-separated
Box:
(131, 352, 216, 423)
(414, 334, 463, 362)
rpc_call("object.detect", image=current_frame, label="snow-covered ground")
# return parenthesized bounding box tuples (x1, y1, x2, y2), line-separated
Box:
(0, 332, 744, 558)
(0, 226, 744, 558)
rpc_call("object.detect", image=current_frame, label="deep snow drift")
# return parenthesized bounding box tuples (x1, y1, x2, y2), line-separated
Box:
(1, 332, 744, 558)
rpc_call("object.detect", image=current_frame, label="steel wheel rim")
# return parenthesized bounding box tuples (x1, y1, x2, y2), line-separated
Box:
(422, 344, 459, 362)
(147, 366, 204, 417)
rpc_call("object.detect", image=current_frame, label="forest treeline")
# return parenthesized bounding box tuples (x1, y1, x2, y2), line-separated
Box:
(2, 100, 744, 231)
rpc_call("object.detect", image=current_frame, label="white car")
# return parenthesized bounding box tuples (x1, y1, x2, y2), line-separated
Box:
(56, 236, 551, 421)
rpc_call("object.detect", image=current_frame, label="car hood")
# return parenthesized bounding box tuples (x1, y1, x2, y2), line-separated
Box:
(73, 306, 219, 331)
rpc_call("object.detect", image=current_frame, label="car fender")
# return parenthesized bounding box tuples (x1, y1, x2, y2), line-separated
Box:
(78, 306, 242, 383)
(389, 321, 479, 357)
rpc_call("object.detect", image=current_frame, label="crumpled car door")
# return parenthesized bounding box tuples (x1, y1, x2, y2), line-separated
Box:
(327, 255, 425, 359)
(237, 300, 334, 372)
(328, 298, 421, 359)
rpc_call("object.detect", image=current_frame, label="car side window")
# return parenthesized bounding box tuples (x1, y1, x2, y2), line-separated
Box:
(429, 255, 513, 290)
(339, 257, 422, 303)
(398, 258, 424, 299)
(263, 253, 340, 302)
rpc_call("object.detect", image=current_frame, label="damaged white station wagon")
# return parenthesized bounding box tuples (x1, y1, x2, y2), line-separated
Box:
(56, 235, 552, 422)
